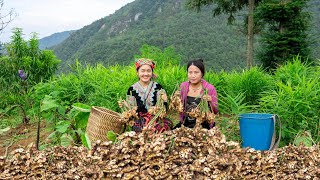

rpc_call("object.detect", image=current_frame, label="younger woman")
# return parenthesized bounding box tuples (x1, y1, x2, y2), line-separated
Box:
(175, 59, 218, 129)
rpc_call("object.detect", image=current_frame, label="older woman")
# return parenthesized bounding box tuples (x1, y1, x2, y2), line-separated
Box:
(121, 58, 173, 132)
(175, 58, 218, 129)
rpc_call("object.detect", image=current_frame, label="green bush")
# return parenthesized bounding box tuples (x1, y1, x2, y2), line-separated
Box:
(223, 67, 273, 105)
(260, 59, 320, 146)
(0, 28, 60, 122)
(273, 56, 315, 87)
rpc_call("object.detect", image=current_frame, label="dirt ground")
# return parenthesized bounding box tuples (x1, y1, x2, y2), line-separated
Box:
(0, 121, 50, 156)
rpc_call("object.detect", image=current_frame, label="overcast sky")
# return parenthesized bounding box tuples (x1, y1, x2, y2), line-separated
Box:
(0, 0, 135, 43)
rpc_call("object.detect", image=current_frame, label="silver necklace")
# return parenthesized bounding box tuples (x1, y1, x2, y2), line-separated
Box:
(190, 85, 202, 92)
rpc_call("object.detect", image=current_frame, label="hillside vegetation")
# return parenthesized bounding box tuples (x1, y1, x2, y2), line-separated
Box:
(52, 0, 320, 72)
(52, 0, 247, 71)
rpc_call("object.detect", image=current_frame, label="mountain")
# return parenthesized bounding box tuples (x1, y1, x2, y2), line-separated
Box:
(52, 0, 247, 71)
(39, 30, 75, 49)
(52, 0, 320, 72)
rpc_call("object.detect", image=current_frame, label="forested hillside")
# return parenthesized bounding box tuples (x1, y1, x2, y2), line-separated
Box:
(52, 0, 320, 72)
(39, 30, 75, 50)
(309, 0, 320, 59)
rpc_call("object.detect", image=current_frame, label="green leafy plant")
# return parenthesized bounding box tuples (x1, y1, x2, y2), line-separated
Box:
(106, 131, 118, 142)
(218, 91, 256, 116)
(293, 130, 315, 147)
(216, 115, 241, 143)
(0, 28, 60, 125)
(259, 60, 320, 145)
(39, 95, 91, 149)
(223, 67, 272, 105)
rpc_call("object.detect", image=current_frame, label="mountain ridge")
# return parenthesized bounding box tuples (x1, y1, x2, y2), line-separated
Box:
(39, 30, 76, 49)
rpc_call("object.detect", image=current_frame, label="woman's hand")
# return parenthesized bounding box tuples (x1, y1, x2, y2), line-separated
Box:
(202, 94, 212, 102)
(161, 94, 168, 102)
(118, 100, 124, 108)
(174, 90, 181, 96)
(118, 100, 129, 108)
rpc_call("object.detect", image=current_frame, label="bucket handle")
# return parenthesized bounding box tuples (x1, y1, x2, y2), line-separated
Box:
(269, 114, 281, 150)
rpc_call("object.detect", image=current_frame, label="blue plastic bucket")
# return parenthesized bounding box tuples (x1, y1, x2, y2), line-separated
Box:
(240, 113, 274, 150)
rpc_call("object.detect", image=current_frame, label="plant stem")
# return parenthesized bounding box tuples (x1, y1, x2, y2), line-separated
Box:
(36, 115, 41, 150)
(4, 139, 14, 160)
(70, 124, 82, 144)
(1, 104, 29, 124)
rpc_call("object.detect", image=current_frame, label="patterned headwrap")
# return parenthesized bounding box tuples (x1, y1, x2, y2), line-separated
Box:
(135, 58, 155, 70)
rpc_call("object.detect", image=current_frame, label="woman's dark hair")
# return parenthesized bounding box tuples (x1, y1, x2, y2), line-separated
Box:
(187, 58, 205, 77)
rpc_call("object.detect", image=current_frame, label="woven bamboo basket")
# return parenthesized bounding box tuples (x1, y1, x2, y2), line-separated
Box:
(86, 106, 124, 143)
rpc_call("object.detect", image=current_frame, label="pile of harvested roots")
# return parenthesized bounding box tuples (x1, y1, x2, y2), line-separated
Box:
(1, 126, 319, 179)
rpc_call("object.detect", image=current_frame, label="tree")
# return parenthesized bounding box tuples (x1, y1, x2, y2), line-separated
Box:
(247, 0, 255, 68)
(0, 28, 61, 124)
(5, 28, 61, 84)
(186, 0, 265, 68)
(0, 0, 16, 34)
(256, 0, 312, 70)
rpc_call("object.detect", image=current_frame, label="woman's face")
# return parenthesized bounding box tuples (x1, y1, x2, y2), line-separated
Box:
(137, 64, 153, 83)
(188, 65, 202, 84)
